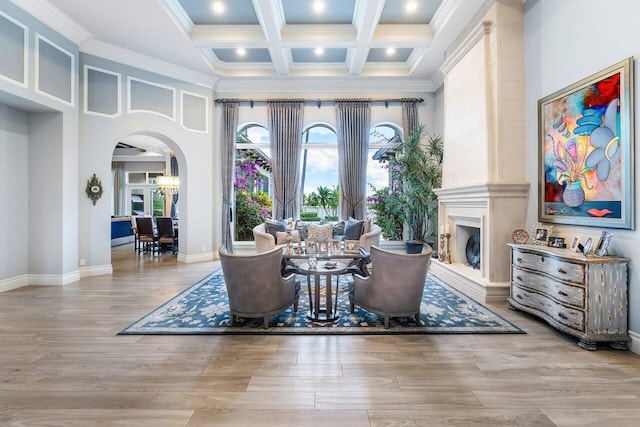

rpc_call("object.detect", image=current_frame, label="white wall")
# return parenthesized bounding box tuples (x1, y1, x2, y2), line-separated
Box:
(0, 104, 29, 289)
(524, 0, 640, 340)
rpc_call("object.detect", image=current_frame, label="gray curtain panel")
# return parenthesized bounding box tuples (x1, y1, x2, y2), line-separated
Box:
(268, 99, 304, 219)
(335, 99, 371, 220)
(402, 98, 419, 137)
(220, 101, 239, 252)
(112, 161, 125, 216)
(170, 155, 179, 219)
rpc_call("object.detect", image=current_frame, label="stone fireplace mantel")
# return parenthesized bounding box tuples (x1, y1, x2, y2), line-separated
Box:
(432, 183, 530, 303)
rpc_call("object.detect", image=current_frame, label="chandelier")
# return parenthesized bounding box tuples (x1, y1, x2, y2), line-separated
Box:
(157, 175, 180, 196)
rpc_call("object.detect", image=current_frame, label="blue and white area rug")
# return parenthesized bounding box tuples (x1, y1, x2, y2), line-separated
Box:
(119, 270, 524, 335)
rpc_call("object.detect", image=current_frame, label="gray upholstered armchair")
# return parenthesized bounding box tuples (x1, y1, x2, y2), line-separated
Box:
(218, 245, 300, 329)
(349, 245, 432, 328)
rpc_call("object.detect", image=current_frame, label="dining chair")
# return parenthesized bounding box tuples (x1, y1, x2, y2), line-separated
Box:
(135, 217, 157, 254)
(156, 217, 177, 254)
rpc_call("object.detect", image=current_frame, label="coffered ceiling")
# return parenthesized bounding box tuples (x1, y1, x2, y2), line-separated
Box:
(22, 0, 486, 89)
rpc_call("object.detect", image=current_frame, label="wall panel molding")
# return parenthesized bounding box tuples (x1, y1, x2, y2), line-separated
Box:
(84, 65, 121, 117)
(127, 76, 176, 120)
(34, 33, 75, 106)
(180, 90, 209, 134)
(0, 10, 28, 87)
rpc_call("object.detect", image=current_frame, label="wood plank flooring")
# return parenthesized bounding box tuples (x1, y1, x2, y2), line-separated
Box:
(1, 244, 639, 426)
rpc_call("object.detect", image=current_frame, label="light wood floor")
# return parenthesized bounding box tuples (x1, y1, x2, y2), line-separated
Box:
(1, 244, 639, 426)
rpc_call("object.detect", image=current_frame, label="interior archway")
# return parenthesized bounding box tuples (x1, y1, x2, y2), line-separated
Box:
(109, 131, 187, 259)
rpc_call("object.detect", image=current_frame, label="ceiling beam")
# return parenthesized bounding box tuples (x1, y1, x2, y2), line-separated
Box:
(349, 0, 385, 75)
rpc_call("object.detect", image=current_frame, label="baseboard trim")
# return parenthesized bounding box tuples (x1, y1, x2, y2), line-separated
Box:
(628, 330, 639, 355)
(178, 252, 214, 264)
(0, 275, 29, 293)
(28, 271, 81, 286)
(79, 265, 113, 278)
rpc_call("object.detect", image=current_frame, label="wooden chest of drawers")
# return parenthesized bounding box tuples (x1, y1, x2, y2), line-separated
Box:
(507, 243, 629, 350)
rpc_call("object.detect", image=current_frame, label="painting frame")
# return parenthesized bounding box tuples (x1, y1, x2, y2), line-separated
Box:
(538, 57, 635, 230)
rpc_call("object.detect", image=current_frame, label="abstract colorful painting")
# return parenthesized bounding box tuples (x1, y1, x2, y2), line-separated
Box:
(538, 57, 635, 229)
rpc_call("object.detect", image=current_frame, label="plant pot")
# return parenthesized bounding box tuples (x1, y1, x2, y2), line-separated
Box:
(405, 241, 424, 254)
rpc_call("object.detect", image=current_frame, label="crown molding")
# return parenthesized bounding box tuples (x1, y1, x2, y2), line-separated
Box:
(215, 76, 435, 94)
(12, 0, 93, 44)
(81, 39, 218, 88)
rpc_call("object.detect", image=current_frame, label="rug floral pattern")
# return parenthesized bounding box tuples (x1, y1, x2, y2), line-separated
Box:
(120, 270, 523, 335)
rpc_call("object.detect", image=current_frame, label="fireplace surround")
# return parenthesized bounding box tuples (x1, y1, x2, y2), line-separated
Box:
(432, 183, 529, 303)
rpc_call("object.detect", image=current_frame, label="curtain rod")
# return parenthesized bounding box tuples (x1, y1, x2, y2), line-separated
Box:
(214, 98, 424, 108)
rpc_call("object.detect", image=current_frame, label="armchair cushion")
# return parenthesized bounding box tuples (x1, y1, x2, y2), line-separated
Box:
(344, 217, 365, 240)
(307, 222, 333, 241)
(332, 220, 346, 236)
(265, 219, 286, 239)
(276, 230, 301, 244)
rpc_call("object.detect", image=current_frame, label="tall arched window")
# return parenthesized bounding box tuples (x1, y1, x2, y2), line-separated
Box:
(235, 124, 272, 240)
(300, 124, 339, 221)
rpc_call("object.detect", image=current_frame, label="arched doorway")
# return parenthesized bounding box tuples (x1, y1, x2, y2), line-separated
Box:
(110, 132, 186, 257)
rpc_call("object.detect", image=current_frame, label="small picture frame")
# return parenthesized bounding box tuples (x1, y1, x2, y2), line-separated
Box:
(305, 238, 317, 255)
(344, 240, 359, 254)
(594, 231, 613, 257)
(582, 237, 593, 256)
(569, 236, 581, 252)
(318, 240, 329, 255)
(330, 239, 341, 254)
(531, 224, 553, 245)
(548, 236, 565, 248)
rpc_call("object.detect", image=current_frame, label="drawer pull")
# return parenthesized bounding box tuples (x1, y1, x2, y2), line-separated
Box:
(540, 256, 545, 262)
(558, 312, 568, 320)
(517, 257, 523, 263)
(516, 294, 523, 300)
(558, 268, 567, 275)
(516, 276, 523, 281)
(558, 290, 568, 297)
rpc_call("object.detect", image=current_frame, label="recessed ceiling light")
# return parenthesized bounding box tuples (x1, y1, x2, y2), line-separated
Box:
(313, 1, 326, 13)
(236, 48, 246, 56)
(406, 1, 417, 13)
(212, 1, 225, 14)
(314, 47, 325, 56)
(386, 47, 396, 56)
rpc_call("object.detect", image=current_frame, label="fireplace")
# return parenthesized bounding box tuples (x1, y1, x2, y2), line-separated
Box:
(432, 184, 529, 303)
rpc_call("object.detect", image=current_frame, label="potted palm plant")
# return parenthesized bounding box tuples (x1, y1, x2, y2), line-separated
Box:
(391, 125, 443, 253)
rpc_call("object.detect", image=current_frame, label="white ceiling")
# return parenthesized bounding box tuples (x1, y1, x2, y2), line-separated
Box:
(20, 0, 486, 91)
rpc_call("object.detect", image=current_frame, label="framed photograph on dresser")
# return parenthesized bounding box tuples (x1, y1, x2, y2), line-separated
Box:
(594, 231, 613, 256)
(531, 224, 553, 245)
(537, 57, 635, 230)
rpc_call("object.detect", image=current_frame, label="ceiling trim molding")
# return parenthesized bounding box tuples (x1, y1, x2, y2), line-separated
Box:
(80, 39, 218, 88)
(215, 76, 434, 93)
(15, 0, 93, 44)
(161, 0, 193, 32)
(430, 0, 462, 37)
